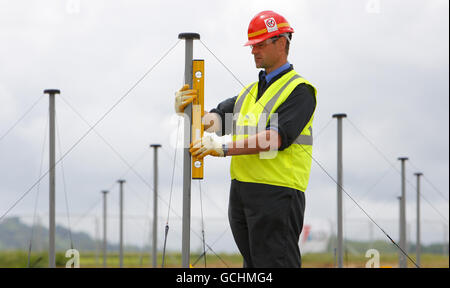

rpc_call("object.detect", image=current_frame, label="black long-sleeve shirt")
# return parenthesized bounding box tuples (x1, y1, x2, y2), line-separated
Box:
(210, 65, 316, 151)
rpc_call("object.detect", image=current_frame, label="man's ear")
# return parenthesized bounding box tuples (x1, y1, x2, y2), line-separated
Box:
(280, 37, 288, 55)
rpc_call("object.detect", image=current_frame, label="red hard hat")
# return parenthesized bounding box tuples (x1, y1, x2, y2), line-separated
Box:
(245, 11, 294, 46)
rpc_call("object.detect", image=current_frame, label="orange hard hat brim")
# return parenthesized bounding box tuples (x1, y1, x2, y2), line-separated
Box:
(244, 27, 294, 46)
(244, 38, 267, 46)
(244, 31, 281, 46)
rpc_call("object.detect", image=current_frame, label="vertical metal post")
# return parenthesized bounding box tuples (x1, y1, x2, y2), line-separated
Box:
(178, 32, 200, 268)
(44, 89, 59, 268)
(332, 113, 346, 268)
(102, 190, 109, 268)
(407, 222, 411, 256)
(414, 172, 422, 266)
(398, 157, 408, 268)
(95, 216, 99, 265)
(397, 195, 402, 266)
(150, 144, 161, 268)
(118, 180, 126, 268)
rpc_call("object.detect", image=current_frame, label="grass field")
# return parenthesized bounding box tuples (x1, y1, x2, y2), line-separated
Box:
(0, 251, 448, 268)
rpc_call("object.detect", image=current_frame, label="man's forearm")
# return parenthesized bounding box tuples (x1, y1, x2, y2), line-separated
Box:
(203, 112, 221, 132)
(226, 129, 281, 156)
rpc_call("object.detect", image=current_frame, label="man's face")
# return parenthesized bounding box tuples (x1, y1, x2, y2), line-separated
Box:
(251, 37, 285, 69)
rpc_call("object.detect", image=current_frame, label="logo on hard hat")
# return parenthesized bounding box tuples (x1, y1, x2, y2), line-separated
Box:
(264, 17, 278, 33)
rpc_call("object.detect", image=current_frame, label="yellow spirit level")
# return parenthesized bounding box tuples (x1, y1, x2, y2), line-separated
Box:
(192, 59, 204, 179)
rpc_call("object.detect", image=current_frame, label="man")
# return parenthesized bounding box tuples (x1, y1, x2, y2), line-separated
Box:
(175, 11, 317, 268)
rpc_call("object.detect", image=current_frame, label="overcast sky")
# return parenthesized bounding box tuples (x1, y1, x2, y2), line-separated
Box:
(0, 0, 448, 255)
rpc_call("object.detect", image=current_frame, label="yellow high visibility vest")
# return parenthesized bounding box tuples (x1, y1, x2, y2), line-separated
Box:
(230, 70, 317, 192)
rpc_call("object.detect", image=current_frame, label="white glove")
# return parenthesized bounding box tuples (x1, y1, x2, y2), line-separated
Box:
(175, 84, 197, 115)
(190, 135, 225, 158)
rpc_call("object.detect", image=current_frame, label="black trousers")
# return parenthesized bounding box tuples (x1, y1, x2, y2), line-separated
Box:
(228, 179, 306, 268)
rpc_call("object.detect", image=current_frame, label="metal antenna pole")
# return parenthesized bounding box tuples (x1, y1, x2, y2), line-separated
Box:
(150, 144, 161, 268)
(178, 32, 200, 268)
(44, 89, 59, 268)
(102, 190, 109, 268)
(398, 157, 408, 268)
(332, 113, 346, 268)
(118, 180, 126, 268)
(414, 172, 422, 267)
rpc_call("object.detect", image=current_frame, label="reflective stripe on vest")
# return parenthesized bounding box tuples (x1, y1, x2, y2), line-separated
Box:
(234, 74, 302, 136)
(230, 70, 317, 192)
(294, 126, 313, 146)
(233, 83, 257, 115)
